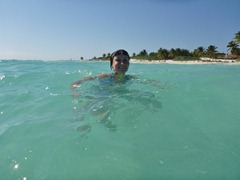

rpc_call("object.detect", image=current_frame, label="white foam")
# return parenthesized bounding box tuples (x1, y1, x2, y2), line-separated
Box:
(0, 74, 5, 80)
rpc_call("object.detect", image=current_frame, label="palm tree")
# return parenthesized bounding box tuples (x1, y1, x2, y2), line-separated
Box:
(193, 46, 205, 57)
(157, 48, 169, 60)
(180, 49, 191, 56)
(171, 48, 190, 57)
(227, 41, 239, 55)
(138, 49, 148, 57)
(234, 31, 240, 44)
(148, 52, 158, 60)
(169, 48, 176, 59)
(206, 45, 218, 58)
(175, 48, 184, 57)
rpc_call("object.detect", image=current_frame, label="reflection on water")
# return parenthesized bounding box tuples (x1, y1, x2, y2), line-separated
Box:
(2, 61, 240, 179)
(71, 77, 162, 135)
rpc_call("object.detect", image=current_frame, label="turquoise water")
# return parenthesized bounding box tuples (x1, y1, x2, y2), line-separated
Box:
(1, 60, 240, 179)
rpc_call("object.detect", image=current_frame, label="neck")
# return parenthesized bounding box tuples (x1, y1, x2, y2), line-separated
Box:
(113, 72, 126, 80)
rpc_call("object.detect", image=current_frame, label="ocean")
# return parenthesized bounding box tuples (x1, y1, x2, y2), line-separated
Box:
(1, 60, 240, 179)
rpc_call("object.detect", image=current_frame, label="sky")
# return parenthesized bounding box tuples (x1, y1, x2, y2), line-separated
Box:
(0, 0, 239, 60)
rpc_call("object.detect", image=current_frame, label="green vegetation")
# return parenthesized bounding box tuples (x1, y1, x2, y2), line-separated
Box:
(173, 56, 200, 61)
(92, 31, 240, 61)
(131, 46, 217, 61)
(227, 41, 240, 55)
(234, 31, 240, 44)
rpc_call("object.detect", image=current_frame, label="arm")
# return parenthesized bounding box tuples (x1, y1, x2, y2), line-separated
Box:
(71, 73, 110, 89)
(71, 76, 94, 89)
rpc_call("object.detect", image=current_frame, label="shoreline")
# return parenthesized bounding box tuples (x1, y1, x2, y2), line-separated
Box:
(1, 59, 240, 65)
(130, 59, 240, 65)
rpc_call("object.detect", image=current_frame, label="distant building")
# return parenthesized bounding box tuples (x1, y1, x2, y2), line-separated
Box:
(224, 54, 240, 59)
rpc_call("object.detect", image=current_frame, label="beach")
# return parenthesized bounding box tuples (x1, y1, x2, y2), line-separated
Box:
(130, 58, 240, 65)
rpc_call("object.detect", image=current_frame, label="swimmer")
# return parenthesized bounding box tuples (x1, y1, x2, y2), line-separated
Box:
(71, 49, 131, 89)
(71, 49, 162, 132)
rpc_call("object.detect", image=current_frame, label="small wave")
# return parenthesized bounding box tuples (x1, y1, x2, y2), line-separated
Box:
(50, 93, 60, 96)
(0, 124, 9, 136)
(0, 74, 5, 80)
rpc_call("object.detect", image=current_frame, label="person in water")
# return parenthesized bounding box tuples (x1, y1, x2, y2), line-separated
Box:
(71, 49, 131, 132)
(71, 49, 131, 88)
(71, 49, 162, 132)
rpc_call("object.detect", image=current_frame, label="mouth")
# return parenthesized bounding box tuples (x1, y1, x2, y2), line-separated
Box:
(118, 66, 127, 71)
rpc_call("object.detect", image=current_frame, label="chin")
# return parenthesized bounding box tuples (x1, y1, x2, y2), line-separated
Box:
(119, 68, 128, 72)
(118, 70, 127, 73)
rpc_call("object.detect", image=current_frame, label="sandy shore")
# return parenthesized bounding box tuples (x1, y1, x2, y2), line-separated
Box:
(130, 59, 240, 65)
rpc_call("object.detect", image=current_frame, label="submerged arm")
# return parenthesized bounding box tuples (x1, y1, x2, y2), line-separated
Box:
(71, 73, 110, 89)
(71, 76, 94, 88)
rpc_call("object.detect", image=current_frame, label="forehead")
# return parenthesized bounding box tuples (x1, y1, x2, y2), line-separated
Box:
(113, 54, 129, 60)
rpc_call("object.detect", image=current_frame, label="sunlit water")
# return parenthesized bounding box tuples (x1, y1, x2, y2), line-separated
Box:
(1, 60, 240, 179)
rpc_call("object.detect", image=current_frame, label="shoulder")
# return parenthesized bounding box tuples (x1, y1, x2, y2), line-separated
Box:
(98, 73, 111, 78)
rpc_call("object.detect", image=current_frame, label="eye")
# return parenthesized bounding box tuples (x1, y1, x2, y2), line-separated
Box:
(116, 59, 121, 62)
(115, 58, 129, 63)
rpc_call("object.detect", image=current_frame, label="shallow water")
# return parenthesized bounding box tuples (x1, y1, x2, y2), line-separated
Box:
(1, 60, 240, 179)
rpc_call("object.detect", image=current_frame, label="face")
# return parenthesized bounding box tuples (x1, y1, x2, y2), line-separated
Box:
(112, 55, 130, 74)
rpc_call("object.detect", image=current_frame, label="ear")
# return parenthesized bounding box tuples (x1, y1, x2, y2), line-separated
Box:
(110, 57, 113, 69)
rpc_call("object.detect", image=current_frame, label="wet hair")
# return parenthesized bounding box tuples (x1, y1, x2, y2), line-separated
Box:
(110, 49, 130, 68)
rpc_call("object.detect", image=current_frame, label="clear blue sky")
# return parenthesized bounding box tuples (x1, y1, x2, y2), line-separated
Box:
(0, 0, 239, 60)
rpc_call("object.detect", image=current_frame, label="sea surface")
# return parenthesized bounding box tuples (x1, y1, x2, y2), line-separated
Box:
(1, 60, 240, 179)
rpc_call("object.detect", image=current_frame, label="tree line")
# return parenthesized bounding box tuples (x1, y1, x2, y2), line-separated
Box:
(87, 31, 240, 61)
